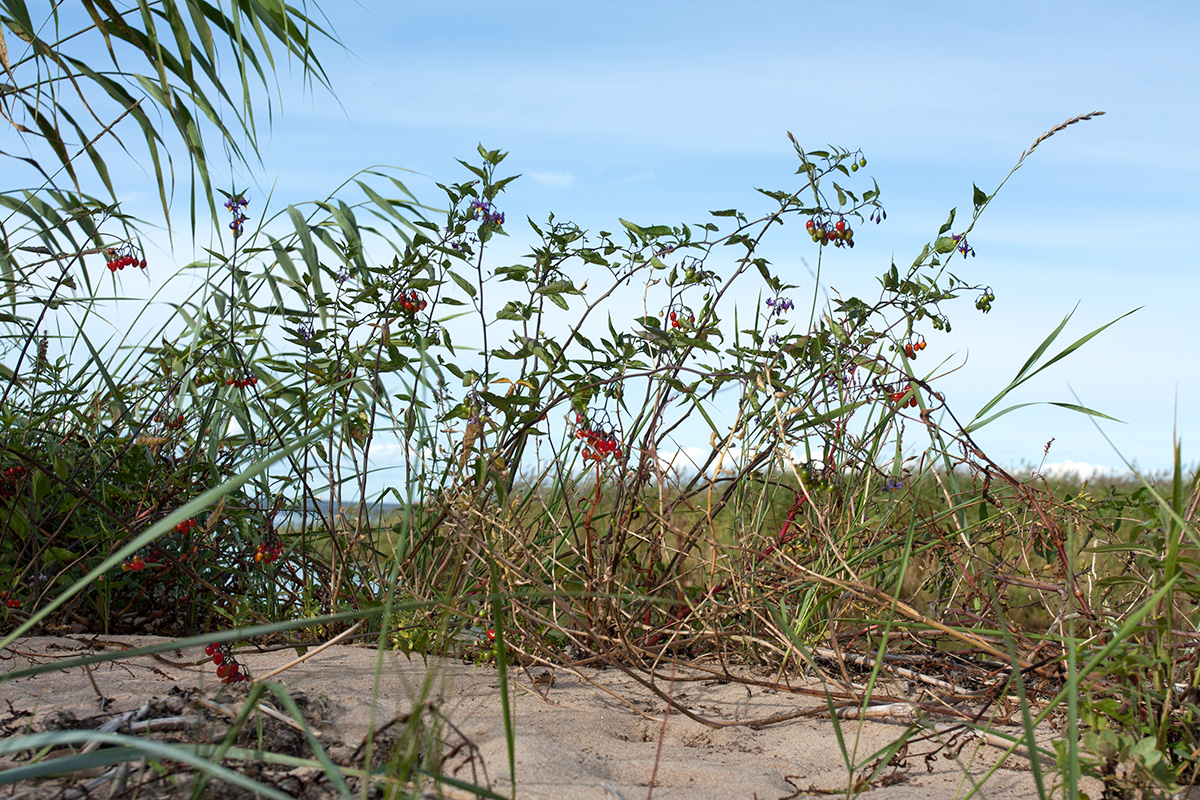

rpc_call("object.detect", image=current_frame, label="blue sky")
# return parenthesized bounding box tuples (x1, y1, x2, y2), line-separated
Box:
(124, 2, 1200, 479)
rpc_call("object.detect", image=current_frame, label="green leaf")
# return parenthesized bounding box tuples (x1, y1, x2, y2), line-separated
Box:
(449, 270, 478, 298)
(938, 208, 957, 235)
(973, 184, 990, 209)
(534, 279, 578, 296)
(967, 307, 1140, 432)
(496, 301, 531, 321)
(933, 236, 956, 254)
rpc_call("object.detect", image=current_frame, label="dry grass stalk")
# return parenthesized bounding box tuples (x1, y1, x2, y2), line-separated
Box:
(1020, 110, 1105, 160)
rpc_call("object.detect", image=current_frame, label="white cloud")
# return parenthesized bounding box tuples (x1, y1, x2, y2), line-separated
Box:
(529, 171, 575, 189)
(1040, 460, 1122, 480)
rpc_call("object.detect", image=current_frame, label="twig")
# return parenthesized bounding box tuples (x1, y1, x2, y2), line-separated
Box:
(253, 619, 364, 682)
(190, 695, 322, 738)
(811, 647, 979, 696)
(830, 702, 917, 721)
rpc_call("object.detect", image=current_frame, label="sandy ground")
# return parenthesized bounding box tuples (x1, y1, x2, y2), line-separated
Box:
(1, 636, 1099, 799)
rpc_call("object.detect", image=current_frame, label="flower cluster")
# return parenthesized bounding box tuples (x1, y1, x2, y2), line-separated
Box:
(446, 225, 480, 254)
(951, 234, 975, 258)
(765, 296, 794, 317)
(806, 217, 855, 248)
(1, 465, 27, 499)
(881, 478, 904, 493)
(469, 197, 505, 226)
(105, 244, 147, 272)
(570, 412, 623, 463)
(225, 194, 249, 236)
(295, 323, 315, 342)
(204, 642, 250, 684)
(1, 590, 21, 609)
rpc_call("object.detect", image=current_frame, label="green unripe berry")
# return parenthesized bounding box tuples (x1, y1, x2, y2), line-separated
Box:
(850, 163, 858, 172)
(859, 157, 867, 168)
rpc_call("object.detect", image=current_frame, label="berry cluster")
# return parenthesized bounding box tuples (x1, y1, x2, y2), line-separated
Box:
(806, 218, 855, 248)
(570, 412, 623, 462)
(663, 306, 695, 330)
(849, 156, 868, 172)
(902, 337, 927, 359)
(225, 374, 258, 389)
(105, 245, 147, 272)
(1, 590, 21, 609)
(396, 289, 428, 316)
(122, 554, 147, 572)
(1, 465, 27, 498)
(888, 385, 919, 408)
(154, 412, 186, 430)
(204, 642, 250, 684)
(225, 194, 249, 236)
(253, 535, 283, 565)
(174, 517, 199, 535)
(975, 287, 996, 313)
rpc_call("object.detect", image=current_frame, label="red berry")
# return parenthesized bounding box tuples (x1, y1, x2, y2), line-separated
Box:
(139, 259, 148, 269)
(835, 220, 845, 232)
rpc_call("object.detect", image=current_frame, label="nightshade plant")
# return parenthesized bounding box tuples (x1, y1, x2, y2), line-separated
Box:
(1, 4, 1197, 797)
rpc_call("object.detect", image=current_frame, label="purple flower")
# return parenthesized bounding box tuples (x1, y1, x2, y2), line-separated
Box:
(225, 194, 249, 237)
(882, 478, 903, 493)
(766, 296, 794, 317)
(296, 323, 315, 341)
(951, 234, 975, 258)
(468, 198, 504, 227)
